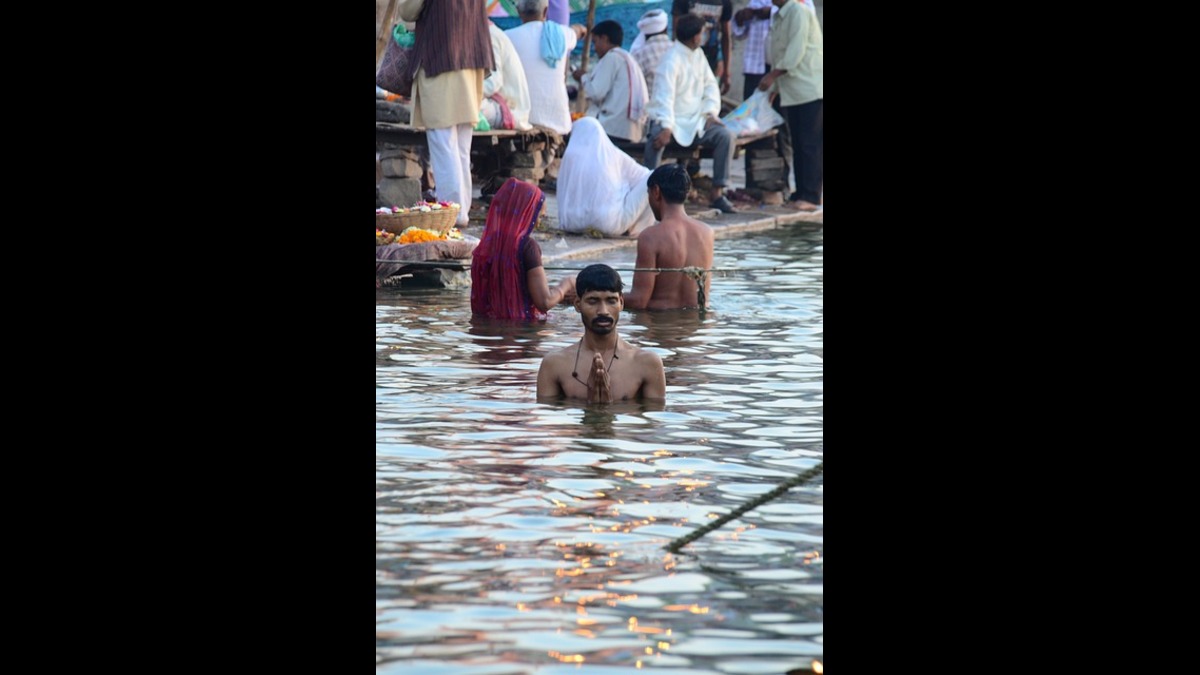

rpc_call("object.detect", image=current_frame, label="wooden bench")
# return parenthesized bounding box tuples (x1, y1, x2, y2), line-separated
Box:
(376, 123, 559, 152)
(376, 122, 785, 205)
(612, 128, 778, 162)
(377, 123, 565, 206)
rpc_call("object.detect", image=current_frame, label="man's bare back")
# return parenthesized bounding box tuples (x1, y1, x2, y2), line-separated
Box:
(624, 163, 715, 310)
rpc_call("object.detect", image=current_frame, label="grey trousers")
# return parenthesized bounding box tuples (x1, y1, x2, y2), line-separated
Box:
(643, 120, 736, 188)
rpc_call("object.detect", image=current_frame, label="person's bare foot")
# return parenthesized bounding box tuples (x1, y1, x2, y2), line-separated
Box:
(785, 200, 821, 212)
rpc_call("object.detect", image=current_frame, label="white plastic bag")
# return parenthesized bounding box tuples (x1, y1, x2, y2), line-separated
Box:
(721, 90, 786, 137)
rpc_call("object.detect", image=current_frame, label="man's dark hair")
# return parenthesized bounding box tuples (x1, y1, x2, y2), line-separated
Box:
(647, 163, 691, 204)
(675, 13, 706, 43)
(576, 264, 624, 296)
(592, 20, 624, 48)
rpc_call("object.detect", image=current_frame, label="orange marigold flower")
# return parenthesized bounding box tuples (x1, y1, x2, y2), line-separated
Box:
(398, 228, 441, 244)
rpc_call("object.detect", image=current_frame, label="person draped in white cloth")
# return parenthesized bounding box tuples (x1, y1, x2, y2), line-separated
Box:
(557, 117, 656, 238)
(481, 19, 533, 131)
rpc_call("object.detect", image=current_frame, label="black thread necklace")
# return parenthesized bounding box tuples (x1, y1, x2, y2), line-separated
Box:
(571, 339, 619, 388)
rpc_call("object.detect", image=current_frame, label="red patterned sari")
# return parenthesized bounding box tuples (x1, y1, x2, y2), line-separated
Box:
(470, 178, 547, 321)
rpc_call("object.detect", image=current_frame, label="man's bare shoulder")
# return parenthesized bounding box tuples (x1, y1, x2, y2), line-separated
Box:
(685, 215, 715, 235)
(638, 222, 667, 245)
(542, 344, 577, 364)
(625, 342, 664, 367)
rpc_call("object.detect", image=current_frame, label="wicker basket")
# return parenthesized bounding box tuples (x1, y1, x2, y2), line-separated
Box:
(376, 205, 460, 236)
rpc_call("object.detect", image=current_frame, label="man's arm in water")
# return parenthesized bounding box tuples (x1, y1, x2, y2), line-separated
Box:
(639, 351, 667, 400)
(537, 353, 566, 400)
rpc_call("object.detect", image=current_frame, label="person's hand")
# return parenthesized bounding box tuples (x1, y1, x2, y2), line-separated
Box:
(571, 23, 587, 40)
(757, 72, 775, 92)
(558, 277, 576, 304)
(572, 67, 585, 83)
(720, 70, 731, 95)
(653, 127, 673, 149)
(706, 113, 725, 127)
(588, 353, 612, 403)
(735, 7, 754, 25)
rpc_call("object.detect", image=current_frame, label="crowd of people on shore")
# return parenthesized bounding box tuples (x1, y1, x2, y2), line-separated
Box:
(388, 0, 822, 220)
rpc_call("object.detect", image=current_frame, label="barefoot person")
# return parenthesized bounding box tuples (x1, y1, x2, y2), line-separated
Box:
(622, 164, 715, 310)
(537, 264, 666, 403)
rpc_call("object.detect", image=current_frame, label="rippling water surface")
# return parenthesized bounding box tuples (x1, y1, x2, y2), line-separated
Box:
(377, 225, 823, 674)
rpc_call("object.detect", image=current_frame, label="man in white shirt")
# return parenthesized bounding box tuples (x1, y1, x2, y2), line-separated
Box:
(643, 13, 737, 214)
(572, 20, 648, 143)
(482, 20, 533, 131)
(505, 0, 586, 136)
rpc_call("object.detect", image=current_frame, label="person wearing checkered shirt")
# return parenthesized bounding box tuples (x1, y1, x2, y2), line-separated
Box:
(631, 10, 673, 100)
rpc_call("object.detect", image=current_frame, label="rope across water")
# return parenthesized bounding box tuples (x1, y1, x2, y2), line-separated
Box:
(372, 260, 788, 275)
(663, 462, 823, 554)
(375, 261, 787, 307)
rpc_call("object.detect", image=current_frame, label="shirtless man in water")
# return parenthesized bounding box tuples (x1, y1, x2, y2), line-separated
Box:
(537, 264, 667, 402)
(622, 163, 715, 310)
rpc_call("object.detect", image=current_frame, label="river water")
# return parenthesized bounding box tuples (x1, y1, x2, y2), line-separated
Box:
(377, 223, 822, 673)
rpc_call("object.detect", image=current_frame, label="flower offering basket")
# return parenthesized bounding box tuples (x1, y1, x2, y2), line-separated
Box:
(376, 205, 460, 235)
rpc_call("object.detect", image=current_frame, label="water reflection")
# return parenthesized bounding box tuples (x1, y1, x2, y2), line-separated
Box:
(467, 317, 553, 366)
(627, 308, 707, 355)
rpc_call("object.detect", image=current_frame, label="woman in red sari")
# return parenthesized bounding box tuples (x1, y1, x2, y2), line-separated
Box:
(471, 178, 576, 320)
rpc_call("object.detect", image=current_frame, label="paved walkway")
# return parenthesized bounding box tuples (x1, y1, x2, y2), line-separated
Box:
(460, 157, 823, 265)
(459, 193, 821, 265)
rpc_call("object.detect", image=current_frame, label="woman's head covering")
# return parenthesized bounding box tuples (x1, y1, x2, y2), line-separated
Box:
(471, 178, 547, 320)
(557, 117, 655, 237)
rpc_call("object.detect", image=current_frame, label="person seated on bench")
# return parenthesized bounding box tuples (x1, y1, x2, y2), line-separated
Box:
(572, 20, 648, 144)
(481, 18, 533, 131)
(557, 117, 656, 237)
(643, 13, 737, 214)
(506, 0, 586, 136)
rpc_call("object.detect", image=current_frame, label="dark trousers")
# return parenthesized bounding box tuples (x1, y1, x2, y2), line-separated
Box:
(784, 99, 823, 204)
(644, 120, 736, 188)
(742, 68, 793, 188)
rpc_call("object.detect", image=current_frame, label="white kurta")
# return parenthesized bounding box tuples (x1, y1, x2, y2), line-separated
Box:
(483, 22, 532, 130)
(505, 21, 578, 135)
(581, 48, 648, 142)
(644, 42, 721, 146)
(412, 67, 484, 129)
